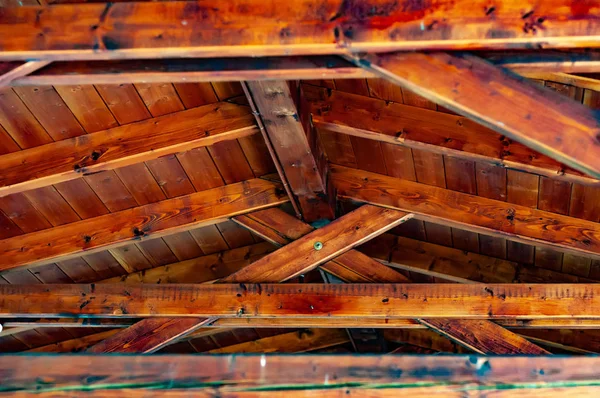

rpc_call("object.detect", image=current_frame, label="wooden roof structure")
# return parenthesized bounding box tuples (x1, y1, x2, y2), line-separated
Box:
(3, 0, 600, 395)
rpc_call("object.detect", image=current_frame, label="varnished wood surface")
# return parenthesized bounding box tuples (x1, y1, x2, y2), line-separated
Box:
(0, 179, 288, 270)
(2, 1, 600, 61)
(0, 102, 256, 196)
(331, 165, 600, 258)
(355, 52, 600, 178)
(2, 283, 600, 319)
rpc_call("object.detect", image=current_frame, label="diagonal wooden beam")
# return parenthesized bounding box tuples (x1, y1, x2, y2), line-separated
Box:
(0, 60, 50, 87)
(4, 283, 600, 319)
(245, 80, 333, 222)
(0, 102, 257, 196)
(0, 178, 288, 271)
(350, 52, 600, 178)
(331, 165, 600, 259)
(2, 1, 600, 62)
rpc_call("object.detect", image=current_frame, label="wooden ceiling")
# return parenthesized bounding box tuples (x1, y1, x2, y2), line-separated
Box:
(3, 0, 600, 396)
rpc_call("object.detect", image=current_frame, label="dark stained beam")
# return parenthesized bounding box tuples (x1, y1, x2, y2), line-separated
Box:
(2, 1, 600, 61)
(331, 165, 600, 259)
(245, 80, 333, 222)
(351, 52, 600, 179)
(305, 85, 600, 187)
(0, 179, 288, 271)
(2, 283, 600, 319)
(0, 102, 257, 196)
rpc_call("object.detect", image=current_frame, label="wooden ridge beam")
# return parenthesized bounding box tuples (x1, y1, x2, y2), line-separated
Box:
(0, 178, 288, 271)
(245, 80, 333, 222)
(2, 283, 600, 319)
(2, 1, 600, 61)
(350, 52, 600, 179)
(0, 102, 256, 196)
(331, 165, 600, 258)
(305, 85, 600, 187)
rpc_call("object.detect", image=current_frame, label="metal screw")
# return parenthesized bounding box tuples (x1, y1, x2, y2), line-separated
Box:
(313, 241, 323, 251)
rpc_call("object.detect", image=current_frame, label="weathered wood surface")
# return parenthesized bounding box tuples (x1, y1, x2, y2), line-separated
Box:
(331, 165, 600, 258)
(2, 1, 600, 61)
(86, 317, 214, 354)
(0, 179, 288, 270)
(1, 355, 600, 396)
(353, 52, 600, 178)
(246, 81, 332, 222)
(418, 319, 550, 355)
(305, 85, 599, 187)
(2, 283, 600, 319)
(226, 205, 412, 282)
(0, 102, 256, 196)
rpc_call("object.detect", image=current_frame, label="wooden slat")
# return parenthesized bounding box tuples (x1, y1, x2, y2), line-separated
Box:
(0, 102, 257, 196)
(246, 81, 332, 222)
(86, 318, 214, 354)
(0, 61, 50, 87)
(331, 165, 600, 258)
(418, 319, 549, 355)
(0, 178, 288, 271)
(226, 205, 412, 282)
(354, 52, 600, 178)
(3, 283, 600, 319)
(2, 1, 600, 61)
(305, 85, 600, 187)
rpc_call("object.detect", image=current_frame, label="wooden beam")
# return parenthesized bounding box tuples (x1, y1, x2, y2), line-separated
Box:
(305, 85, 600, 187)
(26, 330, 120, 353)
(483, 50, 600, 74)
(360, 234, 596, 284)
(86, 318, 215, 354)
(351, 52, 600, 179)
(206, 328, 349, 354)
(0, 102, 256, 196)
(0, 179, 288, 271)
(226, 205, 412, 282)
(245, 80, 332, 221)
(3, 283, 600, 319)
(331, 165, 600, 258)
(418, 319, 549, 355)
(2, 355, 600, 396)
(12, 56, 368, 86)
(0, 60, 50, 87)
(2, 1, 600, 62)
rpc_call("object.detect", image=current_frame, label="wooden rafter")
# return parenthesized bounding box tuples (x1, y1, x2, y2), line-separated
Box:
(3, 283, 600, 319)
(349, 52, 600, 178)
(0, 60, 50, 87)
(245, 80, 333, 221)
(0, 102, 257, 196)
(0, 179, 288, 270)
(331, 165, 600, 258)
(1, 1, 600, 61)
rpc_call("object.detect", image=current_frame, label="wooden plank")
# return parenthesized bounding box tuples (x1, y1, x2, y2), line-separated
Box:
(305, 85, 600, 187)
(0, 178, 288, 271)
(207, 329, 349, 354)
(246, 81, 332, 222)
(3, 283, 600, 319)
(2, 1, 600, 61)
(353, 52, 600, 178)
(0, 102, 257, 196)
(418, 319, 549, 355)
(226, 205, 412, 282)
(86, 318, 214, 354)
(0, 61, 50, 87)
(331, 165, 600, 258)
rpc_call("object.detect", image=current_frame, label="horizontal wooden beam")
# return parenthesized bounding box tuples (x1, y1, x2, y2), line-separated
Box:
(1, 283, 600, 319)
(0, 60, 50, 87)
(306, 85, 600, 187)
(2, 1, 600, 62)
(0, 179, 288, 271)
(0, 102, 256, 196)
(331, 165, 600, 258)
(2, 355, 600, 396)
(352, 52, 600, 179)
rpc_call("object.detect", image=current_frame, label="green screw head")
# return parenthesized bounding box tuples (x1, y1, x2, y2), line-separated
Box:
(313, 241, 323, 251)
